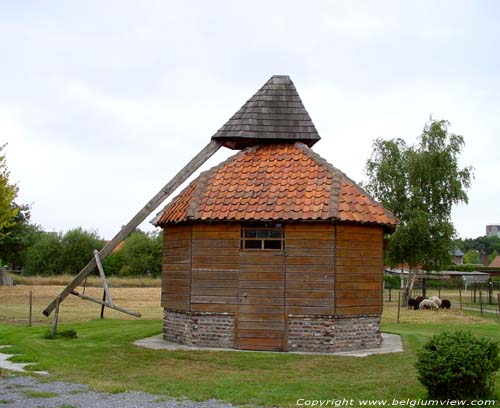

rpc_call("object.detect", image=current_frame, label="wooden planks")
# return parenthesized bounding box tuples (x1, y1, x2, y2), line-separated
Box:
(191, 224, 240, 308)
(334, 224, 383, 315)
(238, 250, 285, 351)
(285, 224, 335, 315)
(162, 225, 192, 311)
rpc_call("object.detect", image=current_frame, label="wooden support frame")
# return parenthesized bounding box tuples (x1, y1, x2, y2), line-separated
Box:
(43, 140, 222, 317)
(94, 250, 113, 307)
(70, 290, 141, 318)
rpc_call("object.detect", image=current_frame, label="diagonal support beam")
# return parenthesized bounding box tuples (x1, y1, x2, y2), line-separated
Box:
(94, 250, 113, 307)
(43, 140, 222, 317)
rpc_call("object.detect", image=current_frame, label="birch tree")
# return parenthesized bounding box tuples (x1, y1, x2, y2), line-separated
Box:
(364, 118, 473, 302)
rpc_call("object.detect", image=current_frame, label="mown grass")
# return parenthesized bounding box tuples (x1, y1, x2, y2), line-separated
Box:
(1, 317, 500, 406)
(1, 285, 500, 406)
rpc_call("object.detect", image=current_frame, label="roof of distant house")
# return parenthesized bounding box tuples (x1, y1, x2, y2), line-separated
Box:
(489, 256, 500, 268)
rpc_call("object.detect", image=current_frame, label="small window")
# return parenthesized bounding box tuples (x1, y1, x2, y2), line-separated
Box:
(241, 223, 284, 250)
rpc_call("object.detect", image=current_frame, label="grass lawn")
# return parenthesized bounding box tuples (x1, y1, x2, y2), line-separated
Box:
(1, 317, 500, 407)
(1, 283, 500, 406)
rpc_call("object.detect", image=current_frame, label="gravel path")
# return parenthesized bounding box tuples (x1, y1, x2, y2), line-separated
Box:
(0, 374, 237, 408)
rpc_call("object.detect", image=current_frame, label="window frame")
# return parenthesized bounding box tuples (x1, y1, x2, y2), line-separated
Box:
(240, 223, 284, 251)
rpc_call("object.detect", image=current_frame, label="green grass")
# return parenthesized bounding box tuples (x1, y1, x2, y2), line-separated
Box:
(23, 391, 58, 398)
(0, 319, 499, 407)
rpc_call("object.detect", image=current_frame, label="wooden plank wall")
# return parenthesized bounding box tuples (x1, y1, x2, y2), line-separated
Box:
(238, 250, 285, 351)
(162, 225, 193, 311)
(334, 224, 384, 315)
(285, 224, 335, 315)
(190, 224, 240, 313)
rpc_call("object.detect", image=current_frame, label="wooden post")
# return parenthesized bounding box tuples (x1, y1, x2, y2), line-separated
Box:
(100, 290, 106, 319)
(397, 291, 401, 323)
(28, 290, 32, 327)
(473, 282, 477, 303)
(459, 289, 462, 311)
(50, 297, 60, 337)
(389, 287, 392, 302)
(497, 293, 500, 318)
(480, 289, 483, 316)
(438, 288, 441, 298)
(43, 140, 222, 317)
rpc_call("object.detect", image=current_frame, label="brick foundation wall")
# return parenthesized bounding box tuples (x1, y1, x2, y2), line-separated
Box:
(288, 314, 382, 352)
(164, 310, 381, 352)
(163, 310, 234, 348)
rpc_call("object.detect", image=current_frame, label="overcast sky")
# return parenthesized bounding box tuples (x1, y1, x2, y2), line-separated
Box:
(1, 1, 499, 240)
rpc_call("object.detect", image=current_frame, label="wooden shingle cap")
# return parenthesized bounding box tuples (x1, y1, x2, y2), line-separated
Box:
(212, 75, 321, 150)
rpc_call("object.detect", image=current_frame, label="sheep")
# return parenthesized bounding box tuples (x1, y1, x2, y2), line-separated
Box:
(419, 299, 439, 310)
(408, 298, 419, 310)
(415, 295, 426, 305)
(429, 296, 442, 307)
(440, 299, 451, 309)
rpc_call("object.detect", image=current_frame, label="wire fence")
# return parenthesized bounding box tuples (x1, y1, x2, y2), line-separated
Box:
(384, 283, 500, 317)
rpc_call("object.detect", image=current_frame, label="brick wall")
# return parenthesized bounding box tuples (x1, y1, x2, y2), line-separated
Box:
(164, 310, 381, 352)
(288, 314, 381, 352)
(163, 310, 234, 348)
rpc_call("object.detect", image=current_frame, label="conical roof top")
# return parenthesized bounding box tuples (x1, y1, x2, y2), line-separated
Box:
(153, 143, 397, 229)
(211, 75, 321, 149)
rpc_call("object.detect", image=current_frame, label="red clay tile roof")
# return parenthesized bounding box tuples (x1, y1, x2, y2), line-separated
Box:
(154, 143, 397, 228)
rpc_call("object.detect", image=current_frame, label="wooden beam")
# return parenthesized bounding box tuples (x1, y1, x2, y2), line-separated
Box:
(94, 250, 113, 307)
(43, 140, 222, 316)
(70, 290, 141, 318)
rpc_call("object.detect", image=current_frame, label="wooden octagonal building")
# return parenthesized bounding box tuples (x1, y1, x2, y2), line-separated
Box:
(153, 76, 397, 352)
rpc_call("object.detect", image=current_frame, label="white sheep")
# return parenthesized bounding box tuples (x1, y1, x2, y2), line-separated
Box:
(429, 296, 442, 307)
(419, 299, 439, 310)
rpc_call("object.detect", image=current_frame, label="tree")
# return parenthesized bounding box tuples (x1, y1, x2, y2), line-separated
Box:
(0, 203, 41, 269)
(24, 232, 64, 275)
(118, 230, 162, 277)
(364, 118, 473, 301)
(0, 144, 19, 236)
(463, 249, 480, 264)
(60, 228, 104, 274)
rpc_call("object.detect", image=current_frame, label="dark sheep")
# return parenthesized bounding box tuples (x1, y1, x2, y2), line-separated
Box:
(440, 299, 451, 309)
(415, 295, 426, 305)
(408, 298, 419, 310)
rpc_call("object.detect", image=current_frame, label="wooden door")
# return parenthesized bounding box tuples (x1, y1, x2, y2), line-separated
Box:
(237, 251, 285, 351)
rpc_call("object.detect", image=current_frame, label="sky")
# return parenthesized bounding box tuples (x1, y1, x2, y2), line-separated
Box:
(1, 1, 499, 240)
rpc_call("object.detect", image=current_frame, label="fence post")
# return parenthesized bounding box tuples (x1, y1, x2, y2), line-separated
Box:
(438, 287, 441, 298)
(28, 290, 32, 327)
(397, 291, 401, 323)
(389, 287, 392, 302)
(488, 279, 493, 305)
(459, 289, 462, 311)
(480, 289, 483, 317)
(497, 293, 500, 318)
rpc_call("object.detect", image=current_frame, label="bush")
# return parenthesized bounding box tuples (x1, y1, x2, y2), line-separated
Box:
(416, 330, 500, 400)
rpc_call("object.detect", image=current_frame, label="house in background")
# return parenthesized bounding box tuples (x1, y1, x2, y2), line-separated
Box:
(489, 256, 500, 268)
(452, 248, 464, 265)
(153, 75, 397, 353)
